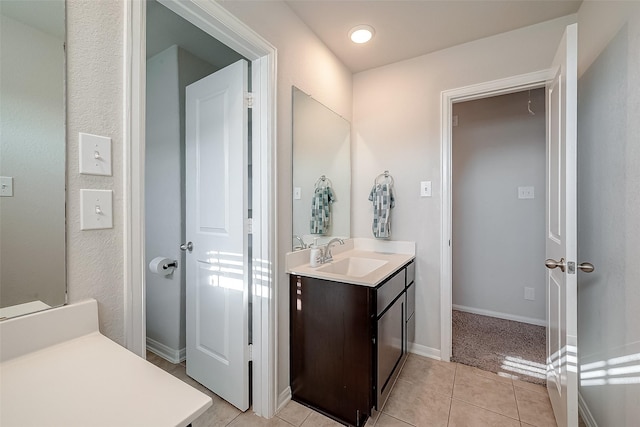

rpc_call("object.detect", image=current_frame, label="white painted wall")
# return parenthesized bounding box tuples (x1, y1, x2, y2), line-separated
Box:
(0, 14, 65, 307)
(145, 45, 217, 358)
(452, 90, 546, 324)
(576, 2, 640, 425)
(66, 0, 124, 343)
(352, 15, 576, 355)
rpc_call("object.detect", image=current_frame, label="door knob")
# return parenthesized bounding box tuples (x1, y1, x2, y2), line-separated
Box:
(180, 242, 193, 252)
(545, 258, 566, 272)
(578, 262, 595, 273)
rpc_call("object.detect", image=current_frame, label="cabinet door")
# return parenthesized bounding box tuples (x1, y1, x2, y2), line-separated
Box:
(377, 296, 404, 409)
(290, 276, 373, 426)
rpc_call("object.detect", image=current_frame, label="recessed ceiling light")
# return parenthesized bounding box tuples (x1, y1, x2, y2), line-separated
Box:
(349, 25, 375, 44)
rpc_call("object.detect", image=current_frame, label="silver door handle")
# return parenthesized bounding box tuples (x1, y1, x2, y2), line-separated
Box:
(578, 262, 595, 273)
(545, 258, 565, 272)
(180, 242, 193, 252)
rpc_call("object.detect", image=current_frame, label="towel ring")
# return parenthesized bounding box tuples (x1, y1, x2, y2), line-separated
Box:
(374, 170, 394, 186)
(315, 175, 333, 189)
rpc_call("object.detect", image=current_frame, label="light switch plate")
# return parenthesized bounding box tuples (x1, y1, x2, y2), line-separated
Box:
(79, 133, 112, 176)
(80, 189, 113, 230)
(420, 181, 432, 197)
(293, 187, 301, 200)
(0, 176, 13, 197)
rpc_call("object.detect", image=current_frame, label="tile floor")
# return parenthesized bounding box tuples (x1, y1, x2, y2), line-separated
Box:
(147, 352, 563, 427)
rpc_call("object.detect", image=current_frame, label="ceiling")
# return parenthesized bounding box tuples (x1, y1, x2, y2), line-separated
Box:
(284, 0, 582, 73)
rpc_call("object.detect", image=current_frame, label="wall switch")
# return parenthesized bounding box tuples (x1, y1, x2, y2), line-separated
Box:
(420, 181, 432, 197)
(452, 115, 459, 127)
(80, 189, 113, 230)
(518, 186, 535, 199)
(0, 176, 13, 197)
(293, 187, 301, 200)
(79, 133, 112, 176)
(524, 287, 535, 301)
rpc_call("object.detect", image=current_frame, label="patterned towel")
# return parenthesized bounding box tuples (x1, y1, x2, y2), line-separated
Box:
(368, 182, 395, 239)
(310, 185, 335, 235)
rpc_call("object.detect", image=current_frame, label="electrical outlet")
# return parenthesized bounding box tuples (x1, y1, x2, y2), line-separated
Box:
(518, 186, 535, 199)
(524, 287, 535, 301)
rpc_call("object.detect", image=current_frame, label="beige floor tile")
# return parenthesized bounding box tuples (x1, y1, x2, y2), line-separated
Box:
(374, 413, 414, 427)
(453, 368, 519, 419)
(456, 363, 515, 384)
(276, 401, 312, 426)
(514, 387, 557, 427)
(513, 379, 548, 395)
(383, 378, 451, 427)
(227, 411, 295, 427)
(398, 354, 456, 397)
(300, 411, 344, 427)
(365, 408, 381, 426)
(449, 399, 520, 427)
(192, 401, 243, 427)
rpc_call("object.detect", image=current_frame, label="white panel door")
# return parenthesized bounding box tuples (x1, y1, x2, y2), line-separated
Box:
(545, 24, 578, 427)
(185, 59, 249, 411)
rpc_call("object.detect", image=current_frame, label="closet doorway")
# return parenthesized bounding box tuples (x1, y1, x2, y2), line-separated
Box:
(450, 89, 547, 384)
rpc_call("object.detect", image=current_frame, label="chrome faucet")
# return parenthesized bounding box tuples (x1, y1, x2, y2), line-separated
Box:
(323, 238, 345, 263)
(293, 235, 307, 250)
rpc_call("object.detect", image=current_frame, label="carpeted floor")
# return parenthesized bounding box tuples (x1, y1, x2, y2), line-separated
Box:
(452, 310, 547, 385)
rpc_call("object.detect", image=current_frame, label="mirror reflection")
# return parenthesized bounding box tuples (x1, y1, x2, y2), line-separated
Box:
(292, 87, 350, 250)
(0, 0, 66, 319)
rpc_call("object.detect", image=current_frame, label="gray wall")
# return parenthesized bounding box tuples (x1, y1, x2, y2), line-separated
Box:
(452, 89, 546, 324)
(577, 2, 640, 425)
(145, 45, 217, 360)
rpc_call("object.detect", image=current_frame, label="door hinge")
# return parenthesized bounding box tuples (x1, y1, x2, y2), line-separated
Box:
(247, 218, 253, 234)
(245, 92, 254, 108)
(248, 344, 253, 361)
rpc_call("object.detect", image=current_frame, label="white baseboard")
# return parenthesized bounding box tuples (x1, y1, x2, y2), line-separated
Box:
(276, 386, 292, 414)
(578, 392, 598, 427)
(409, 343, 441, 360)
(452, 304, 546, 327)
(146, 337, 185, 364)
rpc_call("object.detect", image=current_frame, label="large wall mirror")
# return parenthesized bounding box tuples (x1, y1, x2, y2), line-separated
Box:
(0, 0, 66, 319)
(292, 87, 350, 250)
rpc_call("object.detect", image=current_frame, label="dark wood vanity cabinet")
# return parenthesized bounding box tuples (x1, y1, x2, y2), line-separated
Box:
(290, 260, 415, 427)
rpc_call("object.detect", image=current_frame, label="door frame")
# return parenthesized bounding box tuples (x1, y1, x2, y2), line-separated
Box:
(123, 0, 278, 418)
(439, 69, 550, 362)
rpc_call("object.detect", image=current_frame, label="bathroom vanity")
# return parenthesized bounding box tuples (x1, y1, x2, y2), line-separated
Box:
(287, 239, 415, 427)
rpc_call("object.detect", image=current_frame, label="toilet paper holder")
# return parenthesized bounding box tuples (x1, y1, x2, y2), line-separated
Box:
(163, 260, 178, 270)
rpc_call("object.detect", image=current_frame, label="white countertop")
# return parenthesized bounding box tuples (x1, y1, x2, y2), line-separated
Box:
(0, 300, 212, 427)
(286, 238, 415, 287)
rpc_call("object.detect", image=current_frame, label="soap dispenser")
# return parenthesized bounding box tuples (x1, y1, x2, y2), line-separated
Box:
(309, 238, 323, 267)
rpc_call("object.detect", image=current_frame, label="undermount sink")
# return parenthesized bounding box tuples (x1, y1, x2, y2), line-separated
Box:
(317, 257, 388, 278)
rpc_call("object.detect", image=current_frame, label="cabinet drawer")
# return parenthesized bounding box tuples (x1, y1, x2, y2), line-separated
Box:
(377, 270, 405, 316)
(406, 261, 415, 285)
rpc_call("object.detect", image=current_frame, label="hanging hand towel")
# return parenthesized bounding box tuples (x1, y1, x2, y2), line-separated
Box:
(368, 182, 395, 239)
(310, 185, 335, 235)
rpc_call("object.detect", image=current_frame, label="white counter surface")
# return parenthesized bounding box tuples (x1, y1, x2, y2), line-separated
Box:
(286, 238, 415, 287)
(0, 300, 212, 427)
